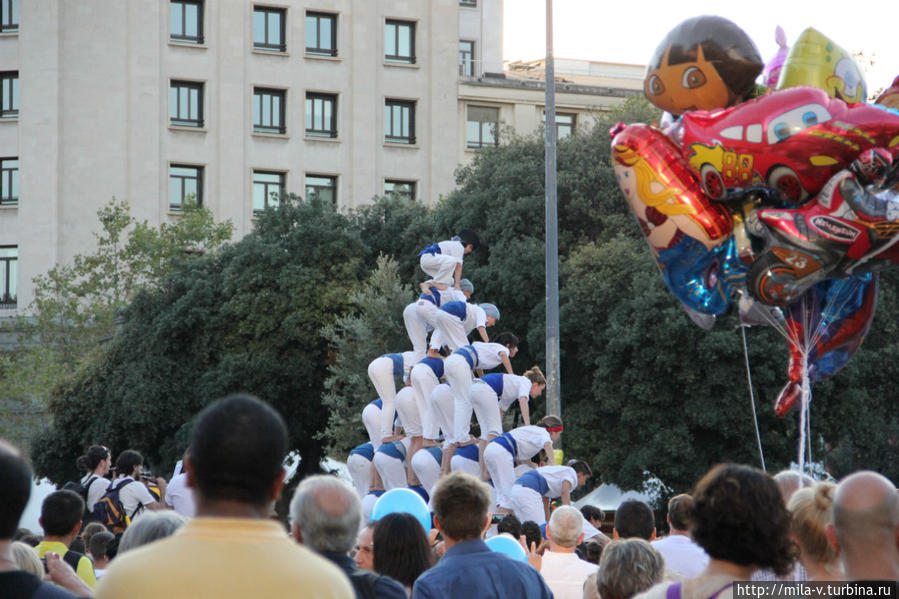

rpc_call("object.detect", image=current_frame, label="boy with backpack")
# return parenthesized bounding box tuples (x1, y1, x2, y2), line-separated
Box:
(35, 490, 97, 589)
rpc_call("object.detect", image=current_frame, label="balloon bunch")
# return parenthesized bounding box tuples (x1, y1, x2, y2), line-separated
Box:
(612, 15, 899, 417)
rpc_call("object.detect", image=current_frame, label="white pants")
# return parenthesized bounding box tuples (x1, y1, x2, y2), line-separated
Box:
(410, 449, 442, 498)
(445, 354, 474, 443)
(469, 380, 503, 439)
(361, 492, 380, 524)
(394, 387, 418, 437)
(483, 441, 516, 508)
(347, 452, 372, 498)
(429, 384, 454, 440)
(368, 356, 399, 440)
(433, 309, 471, 352)
(420, 253, 458, 286)
(450, 454, 481, 478)
(410, 364, 441, 440)
(373, 450, 407, 491)
(361, 403, 382, 449)
(504, 485, 546, 525)
(403, 301, 432, 360)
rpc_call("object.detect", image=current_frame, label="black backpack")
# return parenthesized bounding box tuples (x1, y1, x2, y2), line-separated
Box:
(89, 479, 136, 534)
(61, 475, 98, 518)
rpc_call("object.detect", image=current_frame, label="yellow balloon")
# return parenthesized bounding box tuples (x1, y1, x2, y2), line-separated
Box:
(777, 27, 867, 103)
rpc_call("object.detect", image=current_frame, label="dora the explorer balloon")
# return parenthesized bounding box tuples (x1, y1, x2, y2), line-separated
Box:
(644, 16, 763, 116)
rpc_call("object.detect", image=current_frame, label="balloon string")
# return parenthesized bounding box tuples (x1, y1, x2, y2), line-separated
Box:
(798, 351, 811, 476)
(741, 325, 766, 472)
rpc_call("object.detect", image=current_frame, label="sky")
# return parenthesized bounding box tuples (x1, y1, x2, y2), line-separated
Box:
(504, 0, 898, 96)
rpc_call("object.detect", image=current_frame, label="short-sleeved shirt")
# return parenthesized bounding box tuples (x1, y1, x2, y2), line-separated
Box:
(36, 540, 97, 589)
(116, 476, 159, 519)
(164, 472, 196, 518)
(508, 425, 552, 460)
(523, 465, 578, 498)
(481, 375, 534, 410)
(436, 239, 465, 264)
(81, 473, 112, 511)
(469, 342, 509, 370)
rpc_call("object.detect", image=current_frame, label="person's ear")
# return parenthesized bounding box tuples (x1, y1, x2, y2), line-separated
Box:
(270, 468, 287, 502)
(650, 527, 656, 541)
(481, 512, 492, 536)
(825, 523, 841, 554)
(184, 456, 196, 488)
(291, 521, 302, 543)
(613, 528, 620, 539)
(72, 520, 82, 536)
(577, 532, 584, 545)
(433, 515, 444, 534)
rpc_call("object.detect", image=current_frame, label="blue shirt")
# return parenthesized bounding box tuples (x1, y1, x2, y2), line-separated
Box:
(412, 539, 552, 599)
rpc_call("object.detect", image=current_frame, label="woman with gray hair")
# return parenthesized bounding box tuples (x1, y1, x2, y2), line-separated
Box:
(117, 511, 186, 554)
(596, 539, 664, 599)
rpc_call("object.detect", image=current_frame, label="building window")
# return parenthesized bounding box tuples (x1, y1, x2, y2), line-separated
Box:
(253, 88, 285, 134)
(385, 180, 416, 202)
(1, 0, 18, 33)
(545, 111, 576, 139)
(305, 93, 337, 138)
(253, 170, 285, 214)
(466, 105, 499, 148)
(1, 72, 17, 118)
(169, 164, 203, 209)
(305, 174, 336, 205)
(170, 0, 203, 44)
(459, 40, 474, 76)
(384, 100, 415, 144)
(459, 0, 477, 6)
(170, 81, 203, 127)
(384, 20, 415, 64)
(305, 11, 336, 56)
(0, 246, 15, 308)
(0, 157, 16, 205)
(253, 6, 285, 52)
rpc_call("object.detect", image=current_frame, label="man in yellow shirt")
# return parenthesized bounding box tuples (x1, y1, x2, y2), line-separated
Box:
(95, 394, 353, 599)
(35, 490, 97, 589)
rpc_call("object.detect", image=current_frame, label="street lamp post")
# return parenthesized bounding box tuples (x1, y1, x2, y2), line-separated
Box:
(544, 0, 561, 426)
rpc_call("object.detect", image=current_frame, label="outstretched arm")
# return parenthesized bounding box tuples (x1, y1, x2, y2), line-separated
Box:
(477, 326, 489, 343)
(500, 352, 514, 375)
(560, 480, 572, 505)
(519, 397, 531, 426)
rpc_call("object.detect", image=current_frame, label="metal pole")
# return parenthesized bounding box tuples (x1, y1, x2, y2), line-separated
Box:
(544, 0, 561, 426)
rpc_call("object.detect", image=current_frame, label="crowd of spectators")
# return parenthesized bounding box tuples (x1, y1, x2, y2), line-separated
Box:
(1, 393, 897, 599)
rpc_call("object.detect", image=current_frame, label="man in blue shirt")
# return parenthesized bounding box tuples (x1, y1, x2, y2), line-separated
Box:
(412, 472, 552, 599)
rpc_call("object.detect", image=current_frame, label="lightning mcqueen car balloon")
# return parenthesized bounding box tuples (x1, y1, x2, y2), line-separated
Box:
(679, 86, 899, 203)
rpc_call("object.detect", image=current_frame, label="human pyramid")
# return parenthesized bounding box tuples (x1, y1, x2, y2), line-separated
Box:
(347, 229, 595, 533)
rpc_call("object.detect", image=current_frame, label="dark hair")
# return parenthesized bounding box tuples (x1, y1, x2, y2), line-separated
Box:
(691, 463, 795, 575)
(40, 490, 85, 537)
(372, 512, 433, 588)
(90, 531, 115, 561)
(581, 504, 605, 524)
(0, 442, 32, 539)
(115, 449, 143, 477)
(521, 520, 542, 549)
(431, 472, 491, 541)
(567, 459, 593, 478)
(497, 514, 522, 538)
(76, 445, 110, 473)
(190, 394, 288, 506)
(667, 494, 694, 531)
(492, 332, 519, 349)
(583, 539, 603, 564)
(614, 500, 655, 541)
(456, 228, 480, 250)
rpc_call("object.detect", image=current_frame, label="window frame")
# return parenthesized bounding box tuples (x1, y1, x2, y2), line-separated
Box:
(305, 92, 338, 139)
(459, 0, 477, 6)
(466, 105, 499, 149)
(170, 0, 204, 44)
(459, 40, 474, 77)
(0, 245, 16, 308)
(304, 173, 337, 206)
(169, 80, 204, 128)
(384, 19, 415, 64)
(253, 5, 286, 52)
(384, 179, 416, 202)
(0, 157, 17, 206)
(0, 71, 17, 118)
(1, 0, 18, 33)
(384, 99, 416, 145)
(253, 87, 286, 135)
(169, 164, 204, 210)
(305, 11, 337, 57)
(253, 170, 285, 214)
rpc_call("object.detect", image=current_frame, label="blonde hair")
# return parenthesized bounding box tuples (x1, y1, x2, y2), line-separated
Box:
(788, 481, 838, 565)
(524, 366, 546, 386)
(612, 144, 696, 217)
(10, 541, 43, 577)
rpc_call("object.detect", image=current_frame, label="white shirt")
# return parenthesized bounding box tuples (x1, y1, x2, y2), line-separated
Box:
(81, 473, 111, 511)
(497, 375, 534, 409)
(652, 534, 710, 578)
(164, 472, 197, 518)
(507, 425, 552, 460)
(534, 465, 578, 497)
(117, 476, 158, 519)
(540, 551, 598, 599)
(436, 239, 465, 263)
(470, 342, 509, 370)
(462, 304, 487, 331)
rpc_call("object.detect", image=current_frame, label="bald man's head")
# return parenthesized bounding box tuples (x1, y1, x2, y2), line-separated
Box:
(832, 471, 899, 549)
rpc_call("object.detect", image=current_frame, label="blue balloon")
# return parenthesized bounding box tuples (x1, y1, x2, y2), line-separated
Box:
(370, 488, 431, 533)
(485, 534, 527, 562)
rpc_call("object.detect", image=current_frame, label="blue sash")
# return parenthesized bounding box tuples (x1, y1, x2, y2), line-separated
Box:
(419, 286, 442, 307)
(418, 243, 441, 256)
(349, 442, 374, 461)
(441, 301, 467, 320)
(371, 398, 383, 409)
(453, 444, 479, 461)
(382, 353, 404, 377)
(418, 357, 445, 378)
(425, 446, 443, 465)
(480, 373, 504, 396)
(455, 345, 479, 369)
(493, 433, 518, 457)
(377, 441, 407, 461)
(517, 470, 549, 495)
